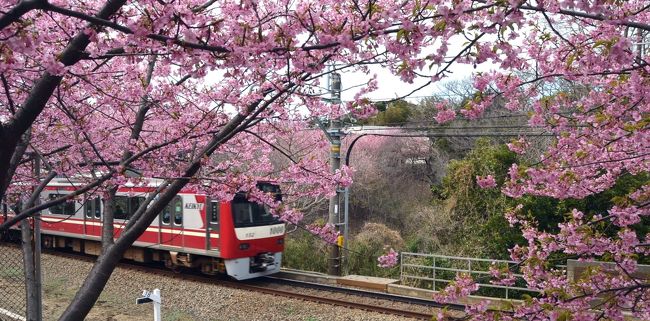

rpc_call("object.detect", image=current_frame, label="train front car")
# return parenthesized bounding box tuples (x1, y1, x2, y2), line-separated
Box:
(217, 183, 285, 280)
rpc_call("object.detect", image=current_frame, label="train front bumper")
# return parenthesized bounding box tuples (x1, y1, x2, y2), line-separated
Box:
(224, 252, 282, 280)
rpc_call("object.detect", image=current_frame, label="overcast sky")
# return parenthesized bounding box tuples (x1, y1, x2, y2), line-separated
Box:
(336, 34, 501, 104)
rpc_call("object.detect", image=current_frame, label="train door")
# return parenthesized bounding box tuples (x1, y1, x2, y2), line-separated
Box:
(159, 196, 184, 248)
(206, 199, 219, 250)
(83, 197, 102, 238)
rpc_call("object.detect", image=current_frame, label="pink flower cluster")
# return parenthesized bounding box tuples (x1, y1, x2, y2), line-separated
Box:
(476, 175, 497, 189)
(506, 137, 529, 155)
(488, 264, 516, 286)
(377, 248, 399, 268)
(434, 101, 457, 124)
(0, 0, 649, 319)
(306, 223, 339, 244)
(433, 274, 479, 304)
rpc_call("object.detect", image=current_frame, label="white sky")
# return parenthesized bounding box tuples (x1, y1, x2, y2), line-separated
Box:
(335, 33, 502, 103)
(338, 62, 498, 103)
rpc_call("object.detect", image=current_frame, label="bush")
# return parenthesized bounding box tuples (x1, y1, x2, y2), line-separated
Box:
(346, 223, 404, 278)
(282, 229, 328, 273)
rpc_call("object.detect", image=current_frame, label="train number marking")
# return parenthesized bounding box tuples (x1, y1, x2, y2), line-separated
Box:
(270, 226, 284, 235)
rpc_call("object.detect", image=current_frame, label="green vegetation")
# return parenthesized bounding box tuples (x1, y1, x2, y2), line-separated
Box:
(283, 229, 329, 273)
(430, 139, 518, 258)
(284, 131, 649, 274)
(345, 223, 403, 278)
(284, 223, 403, 278)
(362, 100, 413, 125)
(426, 138, 648, 260)
(0, 266, 23, 279)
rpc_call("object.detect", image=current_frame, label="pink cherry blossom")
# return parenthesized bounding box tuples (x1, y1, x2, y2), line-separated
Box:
(377, 248, 399, 268)
(434, 101, 457, 124)
(506, 137, 529, 155)
(476, 175, 497, 189)
(306, 223, 339, 244)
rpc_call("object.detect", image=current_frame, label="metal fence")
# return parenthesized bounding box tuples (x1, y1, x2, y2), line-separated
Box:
(400, 252, 557, 300)
(0, 231, 27, 321)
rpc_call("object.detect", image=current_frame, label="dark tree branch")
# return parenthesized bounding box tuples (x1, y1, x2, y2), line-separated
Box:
(518, 4, 650, 32)
(43, 3, 230, 53)
(1, 73, 16, 114)
(0, 0, 46, 30)
(22, 171, 57, 211)
(101, 55, 158, 246)
(1, 130, 31, 203)
(19, 144, 72, 165)
(56, 64, 299, 321)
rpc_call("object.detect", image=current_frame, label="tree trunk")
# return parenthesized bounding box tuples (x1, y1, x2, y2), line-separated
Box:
(0, 131, 30, 204)
(101, 188, 117, 248)
(20, 219, 37, 321)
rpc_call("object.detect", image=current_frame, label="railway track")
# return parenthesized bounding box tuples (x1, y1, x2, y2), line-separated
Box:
(118, 262, 447, 320)
(34, 248, 467, 320)
(226, 279, 437, 320)
(260, 276, 467, 311)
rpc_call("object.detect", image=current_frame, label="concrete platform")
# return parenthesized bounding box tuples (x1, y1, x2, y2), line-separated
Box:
(276, 268, 339, 285)
(337, 275, 399, 292)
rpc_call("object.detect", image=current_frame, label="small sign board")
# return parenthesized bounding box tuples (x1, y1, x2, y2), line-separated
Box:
(136, 289, 162, 321)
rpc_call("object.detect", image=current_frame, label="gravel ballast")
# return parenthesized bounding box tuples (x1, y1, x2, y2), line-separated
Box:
(1, 244, 421, 321)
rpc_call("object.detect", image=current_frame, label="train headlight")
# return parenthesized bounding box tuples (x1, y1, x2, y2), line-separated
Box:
(239, 243, 250, 250)
(276, 238, 284, 245)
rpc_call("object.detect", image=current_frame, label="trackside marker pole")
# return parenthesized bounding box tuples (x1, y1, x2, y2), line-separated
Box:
(152, 289, 161, 321)
(136, 288, 161, 321)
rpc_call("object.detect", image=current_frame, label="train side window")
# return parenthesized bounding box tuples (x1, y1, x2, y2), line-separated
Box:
(49, 194, 75, 215)
(173, 197, 183, 226)
(113, 196, 130, 220)
(210, 201, 219, 224)
(129, 197, 144, 217)
(84, 197, 101, 219)
(161, 203, 171, 225)
(113, 196, 145, 220)
(84, 200, 92, 218)
(94, 197, 101, 218)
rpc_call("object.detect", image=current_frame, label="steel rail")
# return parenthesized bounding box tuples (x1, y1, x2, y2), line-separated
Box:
(21, 247, 449, 320)
(226, 280, 436, 320)
(261, 275, 467, 311)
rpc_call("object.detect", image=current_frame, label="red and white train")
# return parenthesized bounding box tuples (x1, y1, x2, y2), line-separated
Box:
(0, 178, 286, 280)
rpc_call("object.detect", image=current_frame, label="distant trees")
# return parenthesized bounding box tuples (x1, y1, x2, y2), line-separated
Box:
(346, 134, 434, 230)
(360, 100, 414, 126)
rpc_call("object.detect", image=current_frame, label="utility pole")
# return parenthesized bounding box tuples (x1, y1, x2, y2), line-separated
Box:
(327, 72, 342, 276)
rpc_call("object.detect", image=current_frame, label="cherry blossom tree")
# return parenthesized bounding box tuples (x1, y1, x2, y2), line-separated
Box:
(0, 0, 648, 320)
(346, 133, 434, 228)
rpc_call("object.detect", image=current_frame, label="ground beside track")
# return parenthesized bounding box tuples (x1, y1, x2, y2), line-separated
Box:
(0, 244, 425, 321)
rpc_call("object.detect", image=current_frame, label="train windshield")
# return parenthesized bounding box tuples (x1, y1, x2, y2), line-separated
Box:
(232, 200, 280, 227)
(231, 183, 282, 228)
